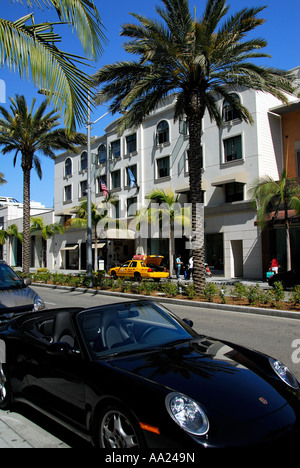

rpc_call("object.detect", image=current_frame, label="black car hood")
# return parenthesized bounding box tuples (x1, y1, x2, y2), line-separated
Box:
(111, 338, 287, 422)
(0, 287, 36, 313)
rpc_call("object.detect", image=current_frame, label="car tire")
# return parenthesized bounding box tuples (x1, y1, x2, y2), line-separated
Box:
(134, 272, 141, 282)
(0, 364, 12, 410)
(97, 404, 145, 449)
(111, 271, 117, 280)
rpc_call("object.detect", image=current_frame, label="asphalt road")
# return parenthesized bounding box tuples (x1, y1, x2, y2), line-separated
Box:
(1, 284, 299, 448)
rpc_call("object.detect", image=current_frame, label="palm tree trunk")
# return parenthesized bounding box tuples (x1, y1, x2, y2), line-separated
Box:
(187, 105, 206, 294)
(22, 167, 31, 274)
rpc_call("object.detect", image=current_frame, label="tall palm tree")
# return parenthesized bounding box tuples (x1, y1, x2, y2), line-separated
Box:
(0, 0, 106, 130)
(93, 0, 296, 293)
(30, 216, 65, 268)
(136, 189, 190, 277)
(250, 169, 300, 271)
(0, 94, 86, 274)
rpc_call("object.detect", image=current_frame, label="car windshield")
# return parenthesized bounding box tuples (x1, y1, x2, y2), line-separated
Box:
(0, 263, 24, 290)
(77, 301, 197, 359)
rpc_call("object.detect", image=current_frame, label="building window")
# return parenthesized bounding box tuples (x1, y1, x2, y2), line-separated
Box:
(223, 94, 240, 122)
(80, 151, 87, 171)
(110, 139, 121, 159)
(111, 169, 121, 189)
(80, 180, 87, 198)
(157, 156, 170, 178)
(127, 197, 137, 216)
(97, 175, 108, 195)
(126, 165, 137, 187)
(179, 118, 189, 135)
(112, 200, 120, 219)
(156, 120, 169, 145)
(223, 135, 242, 162)
(98, 144, 107, 164)
(65, 157, 72, 177)
(126, 133, 137, 154)
(64, 185, 72, 202)
(225, 182, 244, 203)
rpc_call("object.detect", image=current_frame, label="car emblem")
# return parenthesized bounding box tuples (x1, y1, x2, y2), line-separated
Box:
(259, 397, 268, 405)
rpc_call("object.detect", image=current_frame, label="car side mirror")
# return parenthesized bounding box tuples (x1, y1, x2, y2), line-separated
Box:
(183, 318, 193, 328)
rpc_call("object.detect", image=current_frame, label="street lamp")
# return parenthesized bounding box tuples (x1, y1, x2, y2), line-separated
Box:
(86, 92, 110, 281)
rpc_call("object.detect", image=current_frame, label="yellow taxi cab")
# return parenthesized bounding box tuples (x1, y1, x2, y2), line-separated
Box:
(108, 255, 169, 281)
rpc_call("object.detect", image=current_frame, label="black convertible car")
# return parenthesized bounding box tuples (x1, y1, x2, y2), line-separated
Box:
(0, 300, 299, 448)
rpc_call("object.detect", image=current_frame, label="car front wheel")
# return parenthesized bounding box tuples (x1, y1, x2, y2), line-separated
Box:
(97, 405, 145, 449)
(0, 364, 11, 410)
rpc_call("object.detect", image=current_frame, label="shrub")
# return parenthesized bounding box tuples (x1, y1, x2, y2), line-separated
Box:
(291, 285, 300, 305)
(185, 283, 197, 299)
(203, 282, 218, 302)
(230, 282, 247, 300)
(161, 282, 178, 297)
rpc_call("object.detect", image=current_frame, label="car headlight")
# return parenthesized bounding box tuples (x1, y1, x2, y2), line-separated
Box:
(269, 358, 299, 390)
(33, 296, 45, 311)
(165, 393, 209, 436)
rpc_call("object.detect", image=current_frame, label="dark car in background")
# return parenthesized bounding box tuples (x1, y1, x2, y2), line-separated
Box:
(0, 260, 45, 324)
(268, 267, 300, 290)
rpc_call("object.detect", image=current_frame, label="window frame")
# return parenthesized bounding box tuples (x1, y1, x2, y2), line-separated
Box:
(156, 120, 170, 145)
(156, 156, 170, 179)
(223, 135, 243, 163)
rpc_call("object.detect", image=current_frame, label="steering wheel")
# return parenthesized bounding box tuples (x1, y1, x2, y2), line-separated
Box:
(139, 326, 160, 343)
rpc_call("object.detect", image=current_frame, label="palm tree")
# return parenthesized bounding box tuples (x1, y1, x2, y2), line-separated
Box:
(0, 172, 6, 185)
(0, 94, 87, 274)
(0, 224, 23, 265)
(93, 0, 296, 293)
(250, 169, 300, 271)
(30, 216, 65, 268)
(136, 189, 190, 277)
(66, 198, 115, 271)
(0, 0, 106, 130)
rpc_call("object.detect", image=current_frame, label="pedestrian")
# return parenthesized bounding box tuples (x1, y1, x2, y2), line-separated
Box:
(175, 255, 183, 279)
(270, 257, 279, 275)
(187, 256, 193, 280)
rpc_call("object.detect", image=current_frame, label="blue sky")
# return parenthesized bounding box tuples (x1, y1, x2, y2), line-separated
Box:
(0, 0, 299, 208)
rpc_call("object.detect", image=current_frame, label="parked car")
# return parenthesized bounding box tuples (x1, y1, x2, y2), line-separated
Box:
(0, 260, 45, 324)
(1, 300, 299, 448)
(268, 267, 300, 289)
(108, 255, 169, 281)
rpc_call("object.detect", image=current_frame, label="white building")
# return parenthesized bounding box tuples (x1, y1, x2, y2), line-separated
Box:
(2, 68, 299, 278)
(52, 80, 299, 279)
(0, 199, 53, 267)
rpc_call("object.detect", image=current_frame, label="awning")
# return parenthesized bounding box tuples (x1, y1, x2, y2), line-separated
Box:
(105, 228, 136, 239)
(60, 244, 78, 251)
(92, 242, 106, 248)
(211, 171, 247, 187)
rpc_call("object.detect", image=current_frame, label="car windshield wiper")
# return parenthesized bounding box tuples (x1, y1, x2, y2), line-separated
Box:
(105, 338, 192, 359)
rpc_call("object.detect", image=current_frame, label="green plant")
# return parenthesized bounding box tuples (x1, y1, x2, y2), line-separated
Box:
(161, 282, 178, 297)
(203, 283, 218, 302)
(230, 283, 248, 301)
(291, 285, 300, 305)
(185, 283, 197, 300)
(246, 284, 261, 305)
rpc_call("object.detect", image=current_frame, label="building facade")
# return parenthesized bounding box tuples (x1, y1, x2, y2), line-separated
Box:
(2, 67, 299, 278)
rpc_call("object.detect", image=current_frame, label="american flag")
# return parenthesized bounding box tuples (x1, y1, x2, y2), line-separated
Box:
(100, 179, 108, 197)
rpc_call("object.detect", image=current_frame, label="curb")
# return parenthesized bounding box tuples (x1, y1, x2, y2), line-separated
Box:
(33, 282, 300, 321)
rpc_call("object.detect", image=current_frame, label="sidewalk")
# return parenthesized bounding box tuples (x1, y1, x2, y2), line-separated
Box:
(0, 410, 69, 448)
